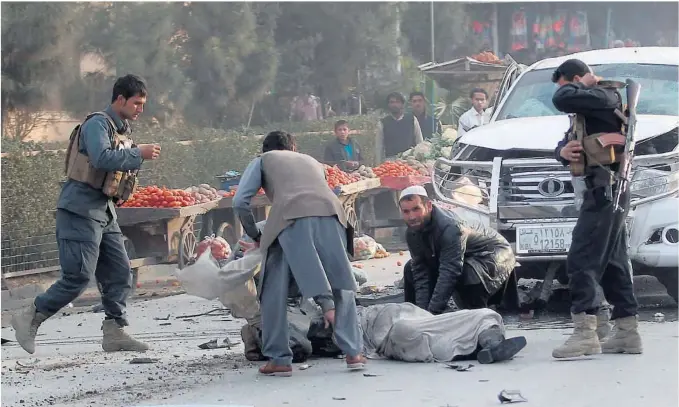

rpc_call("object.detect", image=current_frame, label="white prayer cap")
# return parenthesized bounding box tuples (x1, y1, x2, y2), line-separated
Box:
(399, 185, 429, 201)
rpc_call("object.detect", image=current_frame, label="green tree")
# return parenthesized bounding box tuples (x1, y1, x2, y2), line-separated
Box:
(1, 2, 81, 136)
(175, 2, 278, 128)
(401, 2, 477, 64)
(66, 2, 189, 123)
(274, 3, 402, 102)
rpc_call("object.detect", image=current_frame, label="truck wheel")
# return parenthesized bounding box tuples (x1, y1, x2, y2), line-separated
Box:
(654, 268, 678, 304)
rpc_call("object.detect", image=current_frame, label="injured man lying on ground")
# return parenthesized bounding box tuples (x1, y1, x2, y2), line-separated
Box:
(177, 220, 527, 365)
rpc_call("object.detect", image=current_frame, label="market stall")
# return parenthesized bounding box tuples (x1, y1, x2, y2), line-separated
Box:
(354, 160, 432, 241)
(201, 166, 383, 245)
(418, 53, 512, 101)
(116, 199, 221, 272)
(202, 193, 271, 246)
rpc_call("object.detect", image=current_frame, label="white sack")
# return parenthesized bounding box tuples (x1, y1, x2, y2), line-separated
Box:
(175, 248, 262, 320)
(217, 249, 262, 319)
(359, 303, 504, 362)
(175, 250, 223, 300)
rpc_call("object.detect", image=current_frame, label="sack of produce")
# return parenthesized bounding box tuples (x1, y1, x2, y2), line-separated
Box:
(195, 235, 232, 260)
(374, 243, 390, 259)
(175, 249, 223, 300)
(351, 235, 378, 261)
(176, 248, 261, 320)
(217, 249, 262, 320)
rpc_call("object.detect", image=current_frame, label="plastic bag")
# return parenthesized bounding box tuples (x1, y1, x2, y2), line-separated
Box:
(217, 249, 262, 320)
(176, 248, 262, 320)
(352, 235, 378, 261)
(175, 249, 223, 300)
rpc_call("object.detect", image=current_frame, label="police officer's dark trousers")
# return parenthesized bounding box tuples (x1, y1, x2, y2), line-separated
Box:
(34, 209, 132, 326)
(567, 182, 638, 320)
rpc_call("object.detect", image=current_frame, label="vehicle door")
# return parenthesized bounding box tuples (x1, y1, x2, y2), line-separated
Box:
(490, 59, 527, 120)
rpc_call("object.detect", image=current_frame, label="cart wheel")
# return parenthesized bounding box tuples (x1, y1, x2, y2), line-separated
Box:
(217, 222, 238, 246)
(179, 229, 197, 270)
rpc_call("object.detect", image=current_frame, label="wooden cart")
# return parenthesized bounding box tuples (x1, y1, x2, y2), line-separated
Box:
(116, 200, 221, 272)
(333, 178, 381, 235)
(201, 178, 382, 245)
(360, 176, 432, 242)
(200, 195, 271, 246)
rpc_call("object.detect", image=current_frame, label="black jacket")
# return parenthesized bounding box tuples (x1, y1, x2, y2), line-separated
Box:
(553, 82, 624, 167)
(323, 137, 363, 172)
(406, 206, 516, 314)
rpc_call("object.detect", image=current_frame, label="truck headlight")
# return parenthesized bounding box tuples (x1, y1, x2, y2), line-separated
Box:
(630, 169, 678, 198)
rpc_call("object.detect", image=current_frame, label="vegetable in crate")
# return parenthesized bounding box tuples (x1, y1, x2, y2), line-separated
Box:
(121, 186, 196, 208)
(324, 164, 360, 189)
(354, 165, 377, 179)
(184, 184, 221, 203)
(373, 161, 420, 177)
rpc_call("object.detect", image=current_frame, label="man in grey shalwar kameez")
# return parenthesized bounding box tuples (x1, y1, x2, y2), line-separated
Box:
(233, 130, 366, 377)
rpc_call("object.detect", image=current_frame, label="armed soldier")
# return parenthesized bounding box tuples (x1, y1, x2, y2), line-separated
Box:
(551, 59, 642, 359)
(12, 74, 161, 354)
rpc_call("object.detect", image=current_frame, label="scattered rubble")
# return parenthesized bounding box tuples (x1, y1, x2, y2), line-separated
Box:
(498, 389, 528, 404)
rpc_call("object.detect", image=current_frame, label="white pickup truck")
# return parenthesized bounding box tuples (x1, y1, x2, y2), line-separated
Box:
(432, 47, 679, 302)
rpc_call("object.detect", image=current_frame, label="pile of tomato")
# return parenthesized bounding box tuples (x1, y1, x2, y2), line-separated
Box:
(324, 165, 361, 189)
(121, 186, 196, 208)
(373, 161, 420, 177)
(221, 187, 266, 198)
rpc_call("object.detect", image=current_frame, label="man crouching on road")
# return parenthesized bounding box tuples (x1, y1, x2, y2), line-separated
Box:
(12, 74, 161, 354)
(400, 186, 518, 313)
(233, 130, 366, 377)
(398, 186, 526, 363)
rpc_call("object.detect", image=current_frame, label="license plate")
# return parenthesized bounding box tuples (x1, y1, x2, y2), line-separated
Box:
(516, 224, 575, 254)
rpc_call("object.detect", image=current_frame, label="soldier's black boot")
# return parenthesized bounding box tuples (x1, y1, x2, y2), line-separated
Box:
(476, 326, 527, 364)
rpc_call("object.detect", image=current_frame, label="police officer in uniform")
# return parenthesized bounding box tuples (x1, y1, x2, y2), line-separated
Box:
(551, 59, 642, 359)
(12, 75, 161, 354)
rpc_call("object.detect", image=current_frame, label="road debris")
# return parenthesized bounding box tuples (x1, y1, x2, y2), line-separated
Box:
(198, 338, 242, 350)
(445, 363, 473, 372)
(363, 373, 380, 377)
(130, 358, 159, 364)
(177, 308, 230, 319)
(654, 312, 665, 323)
(299, 364, 310, 370)
(498, 390, 528, 404)
(332, 397, 346, 400)
(154, 314, 171, 321)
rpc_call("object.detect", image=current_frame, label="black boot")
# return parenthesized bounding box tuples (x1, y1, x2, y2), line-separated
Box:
(476, 326, 527, 364)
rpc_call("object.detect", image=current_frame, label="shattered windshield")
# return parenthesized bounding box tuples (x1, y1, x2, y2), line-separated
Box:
(496, 63, 679, 120)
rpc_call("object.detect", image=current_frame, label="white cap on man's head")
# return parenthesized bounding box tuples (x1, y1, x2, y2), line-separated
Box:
(399, 185, 429, 201)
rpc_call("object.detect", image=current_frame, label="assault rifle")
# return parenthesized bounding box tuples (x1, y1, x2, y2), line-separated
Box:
(612, 79, 641, 212)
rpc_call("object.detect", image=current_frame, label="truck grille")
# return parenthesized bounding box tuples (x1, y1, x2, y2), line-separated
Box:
(501, 168, 574, 203)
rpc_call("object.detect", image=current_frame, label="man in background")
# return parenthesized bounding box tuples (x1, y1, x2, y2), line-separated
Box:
(409, 91, 442, 141)
(375, 92, 423, 163)
(290, 89, 322, 122)
(458, 88, 491, 137)
(323, 120, 363, 172)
